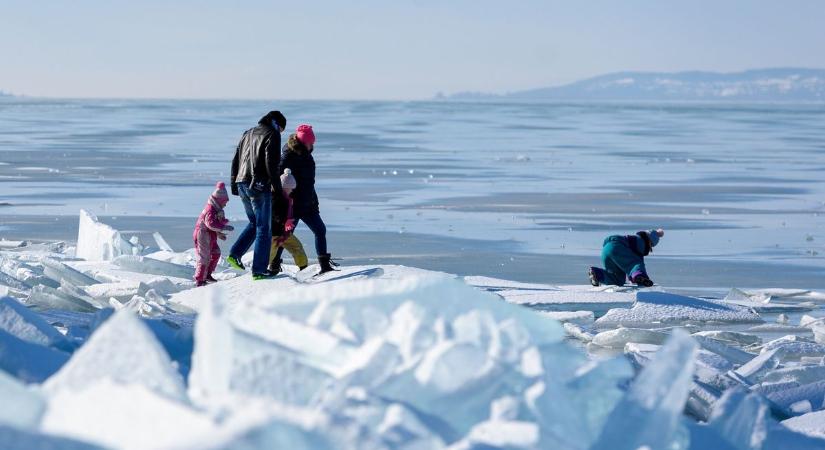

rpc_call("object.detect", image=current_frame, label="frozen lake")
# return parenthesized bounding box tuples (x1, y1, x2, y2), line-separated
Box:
(1, 98, 824, 289)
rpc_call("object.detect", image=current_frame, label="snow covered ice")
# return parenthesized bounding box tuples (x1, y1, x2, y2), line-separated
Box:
(1, 212, 825, 448)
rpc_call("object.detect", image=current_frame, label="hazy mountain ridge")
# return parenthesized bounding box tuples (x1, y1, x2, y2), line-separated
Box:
(448, 68, 825, 101)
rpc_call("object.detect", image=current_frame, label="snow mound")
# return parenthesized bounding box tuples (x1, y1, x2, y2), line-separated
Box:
(594, 291, 763, 329)
(44, 309, 186, 401)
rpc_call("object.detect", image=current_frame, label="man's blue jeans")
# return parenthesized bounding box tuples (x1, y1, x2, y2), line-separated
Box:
(230, 183, 272, 274)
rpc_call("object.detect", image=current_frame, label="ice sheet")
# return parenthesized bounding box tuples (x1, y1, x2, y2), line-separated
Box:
(594, 292, 763, 329)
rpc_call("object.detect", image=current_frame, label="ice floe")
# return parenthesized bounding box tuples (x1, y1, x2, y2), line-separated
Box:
(594, 291, 763, 329)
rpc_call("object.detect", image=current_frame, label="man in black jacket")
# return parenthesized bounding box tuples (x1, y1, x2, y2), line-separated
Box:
(226, 110, 287, 279)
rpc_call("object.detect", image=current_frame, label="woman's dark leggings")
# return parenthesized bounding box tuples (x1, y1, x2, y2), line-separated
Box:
(297, 212, 327, 256)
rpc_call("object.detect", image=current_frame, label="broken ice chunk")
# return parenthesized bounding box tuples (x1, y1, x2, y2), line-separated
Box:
(693, 330, 761, 346)
(782, 410, 825, 440)
(42, 380, 214, 450)
(766, 380, 825, 413)
(592, 329, 698, 450)
(728, 347, 785, 386)
(591, 327, 668, 349)
(44, 309, 187, 402)
(40, 258, 99, 287)
(0, 296, 73, 351)
(153, 231, 174, 252)
(563, 322, 595, 343)
(112, 255, 195, 280)
(0, 369, 45, 429)
(761, 365, 825, 386)
(76, 209, 136, 261)
(760, 335, 825, 359)
(692, 334, 757, 366)
(0, 425, 105, 450)
(26, 285, 98, 312)
(414, 341, 493, 392)
(454, 420, 540, 449)
(536, 310, 594, 325)
(594, 292, 763, 330)
(0, 328, 69, 383)
(377, 403, 446, 449)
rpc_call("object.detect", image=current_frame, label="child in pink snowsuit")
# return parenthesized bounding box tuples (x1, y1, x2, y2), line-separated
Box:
(193, 182, 234, 286)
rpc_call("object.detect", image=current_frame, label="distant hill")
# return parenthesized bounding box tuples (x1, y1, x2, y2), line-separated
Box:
(448, 68, 825, 101)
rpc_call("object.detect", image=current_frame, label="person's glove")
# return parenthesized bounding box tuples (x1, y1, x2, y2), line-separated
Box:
(284, 219, 295, 234)
(633, 273, 654, 287)
(223, 224, 234, 232)
(230, 182, 239, 196)
(217, 232, 227, 241)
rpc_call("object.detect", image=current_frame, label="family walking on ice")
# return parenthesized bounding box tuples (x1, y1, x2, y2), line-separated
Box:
(193, 110, 336, 286)
(193, 109, 664, 289)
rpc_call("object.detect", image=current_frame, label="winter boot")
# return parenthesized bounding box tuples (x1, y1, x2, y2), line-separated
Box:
(196, 280, 207, 287)
(267, 258, 282, 275)
(318, 253, 338, 274)
(205, 275, 218, 283)
(226, 255, 245, 271)
(632, 273, 654, 287)
(588, 267, 602, 287)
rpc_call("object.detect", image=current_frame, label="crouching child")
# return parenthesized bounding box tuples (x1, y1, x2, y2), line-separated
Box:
(269, 169, 309, 274)
(588, 228, 664, 287)
(193, 182, 234, 286)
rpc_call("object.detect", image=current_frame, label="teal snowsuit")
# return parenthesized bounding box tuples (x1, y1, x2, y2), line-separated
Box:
(598, 235, 649, 286)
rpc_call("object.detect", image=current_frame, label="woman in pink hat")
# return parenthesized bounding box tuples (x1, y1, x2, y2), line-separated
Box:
(280, 124, 336, 274)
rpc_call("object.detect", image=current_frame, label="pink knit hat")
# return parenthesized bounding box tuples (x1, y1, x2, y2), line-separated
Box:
(296, 124, 315, 147)
(212, 181, 229, 204)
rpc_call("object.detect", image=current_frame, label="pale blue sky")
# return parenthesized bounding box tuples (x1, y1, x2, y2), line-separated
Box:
(2, 0, 824, 99)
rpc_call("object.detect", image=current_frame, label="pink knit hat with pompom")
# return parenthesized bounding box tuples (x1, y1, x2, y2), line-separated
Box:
(296, 124, 315, 146)
(212, 181, 229, 202)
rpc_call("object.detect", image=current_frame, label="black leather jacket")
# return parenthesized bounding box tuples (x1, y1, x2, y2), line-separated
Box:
(231, 120, 282, 194)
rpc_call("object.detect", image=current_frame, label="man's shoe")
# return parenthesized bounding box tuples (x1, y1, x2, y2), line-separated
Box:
(226, 255, 245, 271)
(252, 271, 278, 281)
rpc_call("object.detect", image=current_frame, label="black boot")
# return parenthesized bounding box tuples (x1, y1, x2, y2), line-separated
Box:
(318, 253, 337, 274)
(268, 258, 282, 275)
